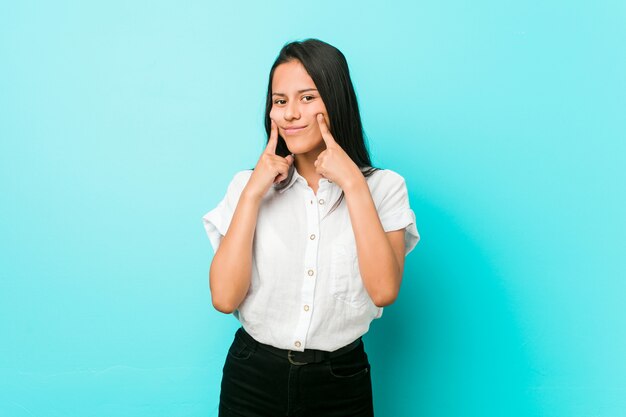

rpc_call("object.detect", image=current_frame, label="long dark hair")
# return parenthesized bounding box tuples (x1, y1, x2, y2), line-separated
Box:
(262, 38, 380, 214)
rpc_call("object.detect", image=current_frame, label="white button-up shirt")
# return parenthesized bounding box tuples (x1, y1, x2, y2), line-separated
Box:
(202, 165, 420, 352)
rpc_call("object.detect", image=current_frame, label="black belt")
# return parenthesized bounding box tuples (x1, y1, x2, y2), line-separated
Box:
(237, 327, 362, 366)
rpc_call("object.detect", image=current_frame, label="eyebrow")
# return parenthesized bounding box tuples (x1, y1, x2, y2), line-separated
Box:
(272, 88, 318, 97)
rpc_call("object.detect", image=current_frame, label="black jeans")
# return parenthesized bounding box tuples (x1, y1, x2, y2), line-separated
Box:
(219, 327, 374, 417)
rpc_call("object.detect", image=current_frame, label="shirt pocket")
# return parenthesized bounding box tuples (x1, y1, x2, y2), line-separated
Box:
(329, 243, 370, 309)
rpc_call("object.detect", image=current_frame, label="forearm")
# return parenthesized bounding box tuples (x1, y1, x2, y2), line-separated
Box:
(343, 176, 402, 307)
(209, 189, 261, 313)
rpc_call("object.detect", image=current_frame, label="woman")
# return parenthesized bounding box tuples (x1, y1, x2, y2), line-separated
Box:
(202, 38, 420, 417)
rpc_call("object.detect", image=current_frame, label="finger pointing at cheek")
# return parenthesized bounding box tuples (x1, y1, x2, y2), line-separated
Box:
(265, 119, 278, 155)
(316, 113, 337, 147)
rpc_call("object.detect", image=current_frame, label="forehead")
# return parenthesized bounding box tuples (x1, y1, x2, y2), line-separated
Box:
(272, 60, 316, 92)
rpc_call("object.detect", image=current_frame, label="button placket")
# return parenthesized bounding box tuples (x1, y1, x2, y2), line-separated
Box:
(318, 185, 337, 221)
(291, 191, 321, 351)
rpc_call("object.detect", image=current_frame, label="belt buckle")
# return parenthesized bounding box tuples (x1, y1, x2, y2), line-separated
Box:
(287, 350, 308, 365)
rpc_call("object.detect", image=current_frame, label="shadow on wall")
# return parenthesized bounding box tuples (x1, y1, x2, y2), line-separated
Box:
(364, 196, 541, 417)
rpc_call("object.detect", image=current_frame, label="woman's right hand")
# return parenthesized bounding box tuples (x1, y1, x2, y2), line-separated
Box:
(244, 119, 294, 200)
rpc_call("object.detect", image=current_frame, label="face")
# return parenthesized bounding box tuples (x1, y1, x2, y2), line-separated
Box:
(270, 60, 329, 156)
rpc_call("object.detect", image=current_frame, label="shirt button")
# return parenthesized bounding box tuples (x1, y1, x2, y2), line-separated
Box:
(295, 341, 302, 348)
(310, 234, 316, 240)
(304, 305, 310, 311)
(307, 269, 314, 276)
(318, 198, 325, 205)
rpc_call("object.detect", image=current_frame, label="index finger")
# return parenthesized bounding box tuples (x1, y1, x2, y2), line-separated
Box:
(264, 119, 278, 154)
(316, 113, 337, 146)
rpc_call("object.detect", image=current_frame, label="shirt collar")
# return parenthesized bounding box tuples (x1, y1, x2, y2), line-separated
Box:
(276, 164, 333, 194)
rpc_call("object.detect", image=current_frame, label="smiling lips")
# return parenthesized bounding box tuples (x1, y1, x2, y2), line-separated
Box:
(283, 125, 307, 135)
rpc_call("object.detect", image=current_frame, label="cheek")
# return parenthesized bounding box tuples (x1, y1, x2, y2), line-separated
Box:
(269, 107, 280, 120)
(308, 103, 326, 116)
(308, 123, 323, 141)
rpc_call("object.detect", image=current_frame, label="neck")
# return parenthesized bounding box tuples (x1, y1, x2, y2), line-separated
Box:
(294, 146, 325, 187)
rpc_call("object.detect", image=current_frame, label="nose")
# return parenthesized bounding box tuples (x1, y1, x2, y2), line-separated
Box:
(284, 100, 301, 121)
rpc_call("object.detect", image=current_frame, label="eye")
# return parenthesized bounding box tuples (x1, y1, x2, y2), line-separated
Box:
(273, 99, 286, 105)
(302, 95, 314, 102)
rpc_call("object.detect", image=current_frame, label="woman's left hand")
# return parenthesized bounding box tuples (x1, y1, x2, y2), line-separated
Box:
(314, 113, 363, 191)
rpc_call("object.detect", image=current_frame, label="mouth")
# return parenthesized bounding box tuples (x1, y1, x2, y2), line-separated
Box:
(283, 125, 308, 135)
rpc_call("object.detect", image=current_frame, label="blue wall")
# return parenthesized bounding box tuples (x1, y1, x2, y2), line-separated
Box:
(1, 1, 624, 416)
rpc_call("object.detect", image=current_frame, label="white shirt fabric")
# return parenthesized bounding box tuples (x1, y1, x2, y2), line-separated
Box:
(202, 165, 420, 352)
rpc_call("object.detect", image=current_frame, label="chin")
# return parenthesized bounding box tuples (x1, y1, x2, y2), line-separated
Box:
(283, 139, 308, 153)
(285, 144, 307, 155)
(285, 137, 324, 155)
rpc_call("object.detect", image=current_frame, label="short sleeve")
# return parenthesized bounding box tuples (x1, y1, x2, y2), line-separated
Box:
(376, 171, 420, 256)
(201, 170, 253, 253)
